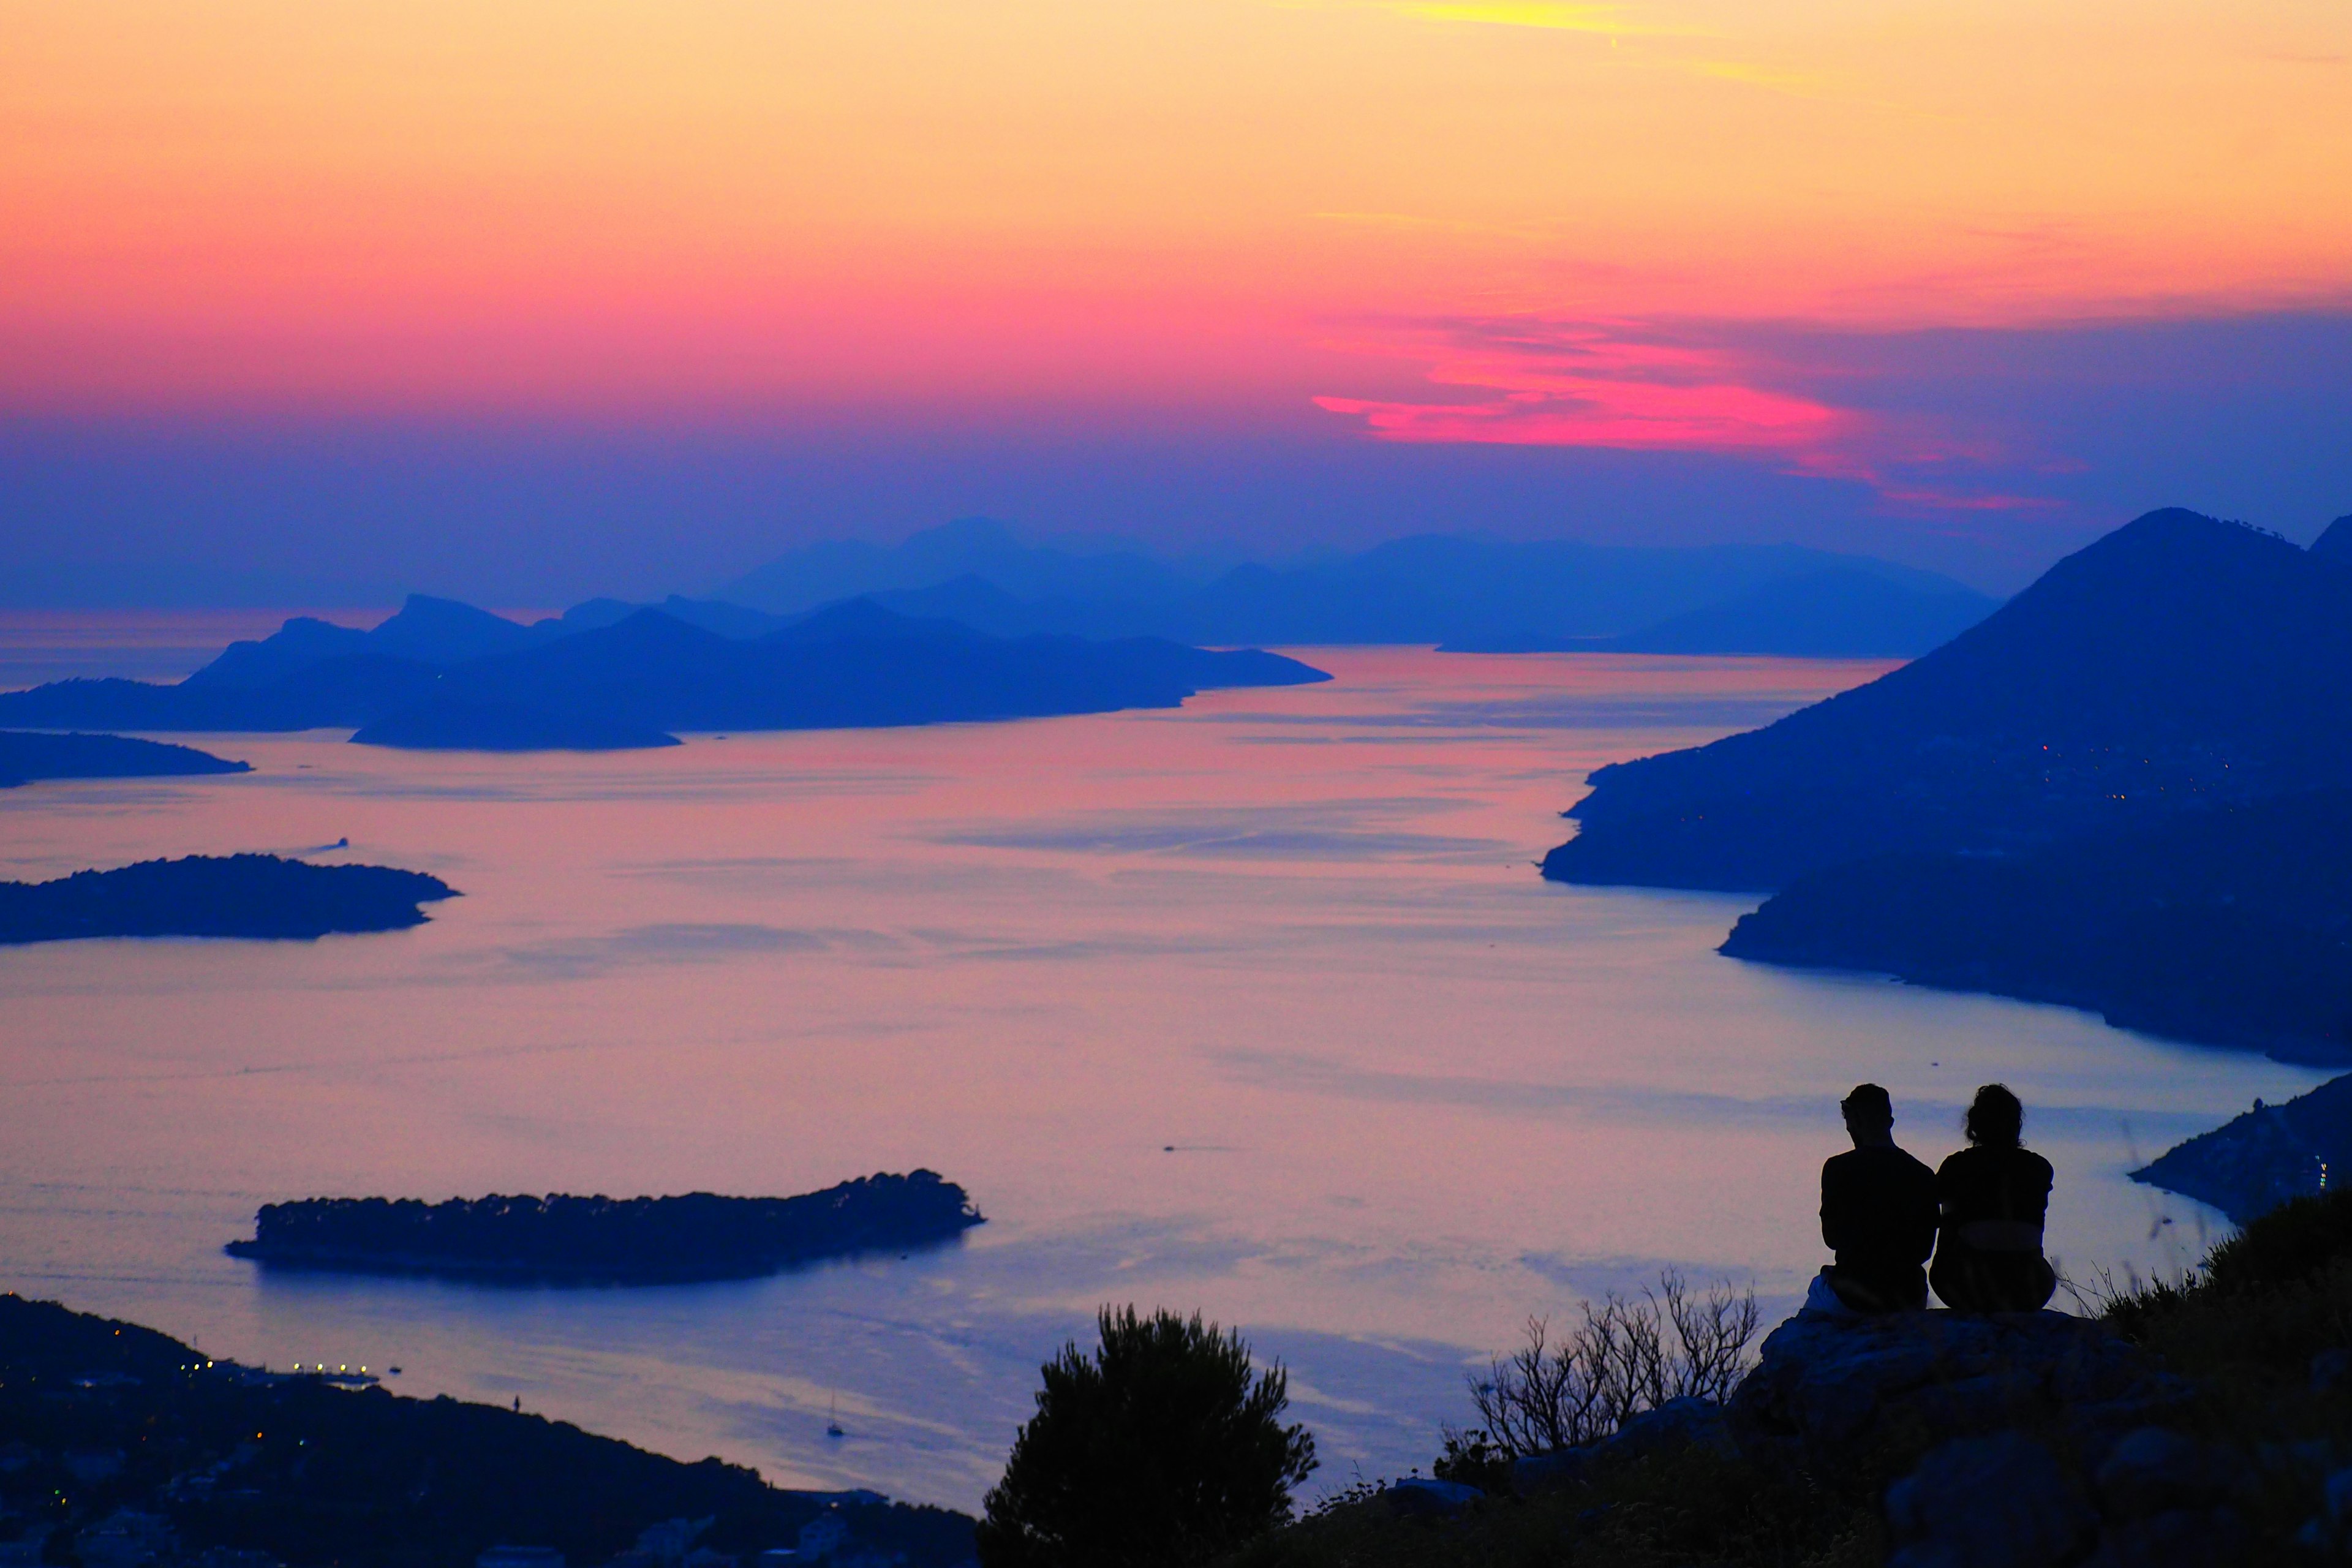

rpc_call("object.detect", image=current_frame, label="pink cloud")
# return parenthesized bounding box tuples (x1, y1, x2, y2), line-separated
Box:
(1313, 317, 2057, 513)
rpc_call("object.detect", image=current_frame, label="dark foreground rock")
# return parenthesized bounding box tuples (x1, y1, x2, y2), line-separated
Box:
(1730, 1310, 2256, 1568)
(1727, 1308, 2188, 1475)
(0, 729, 249, 788)
(225, 1172, 985, 1283)
(0, 854, 457, 946)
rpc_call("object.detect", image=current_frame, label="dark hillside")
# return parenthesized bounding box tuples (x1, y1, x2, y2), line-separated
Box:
(0, 1294, 974, 1567)
(1548, 510, 2352, 890)
(1719, 789, 2352, 1061)
(0, 730, 248, 788)
(2312, 512, 2352, 562)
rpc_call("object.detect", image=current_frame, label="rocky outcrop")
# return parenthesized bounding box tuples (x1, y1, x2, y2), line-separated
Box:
(1727, 1308, 2187, 1471)
(1730, 1310, 2248, 1568)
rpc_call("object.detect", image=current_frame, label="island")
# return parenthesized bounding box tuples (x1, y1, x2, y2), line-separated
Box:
(0, 594, 1332, 751)
(1545, 510, 2352, 892)
(2130, 1073, 2352, 1224)
(1717, 788, 2352, 1063)
(224, 1171, 986, 1283)
(0, 854, 458, 946)
(0, 729, 249, 789)
(0, 1293, 976, 1568)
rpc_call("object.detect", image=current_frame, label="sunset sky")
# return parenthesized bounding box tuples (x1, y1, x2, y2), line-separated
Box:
(6, 0, 2350, 600)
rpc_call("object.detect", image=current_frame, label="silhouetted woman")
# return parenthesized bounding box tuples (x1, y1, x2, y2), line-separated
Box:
(1929, 1084, 2058, 1313)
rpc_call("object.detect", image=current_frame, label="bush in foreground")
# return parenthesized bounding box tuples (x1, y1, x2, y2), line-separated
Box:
(978, 1306, 1317, 1568)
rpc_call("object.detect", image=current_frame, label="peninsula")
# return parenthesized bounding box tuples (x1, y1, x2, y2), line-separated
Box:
(225, 1171, 984, 1282)
(0, 1293, 975, 1567)
(1719, 789, 2352, 1063)
(0, 729, 249, 788)
(0, 854, 458, 946)
(2132, 1072, 2352, 1223)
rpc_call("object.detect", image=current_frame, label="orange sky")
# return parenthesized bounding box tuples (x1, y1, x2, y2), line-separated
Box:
(5, 0, 2349, 421)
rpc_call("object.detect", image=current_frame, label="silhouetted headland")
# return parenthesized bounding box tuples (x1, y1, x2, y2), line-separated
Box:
(225, 1171, 985, 1283)
(0, 594, 1329, 750)
(1547, 509, 2352, 891)
(0, 729, 249, 788)
(0, 1292, 975, 1567)
(2132, 1073, 2352, 1223)
(1720, 789, 2352, 1063)
(2312, 511, 2352, 563)
(0, 854, 456, 946)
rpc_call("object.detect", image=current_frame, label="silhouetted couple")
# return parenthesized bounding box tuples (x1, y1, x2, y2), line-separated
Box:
(1809, 1082, 2057, 1316)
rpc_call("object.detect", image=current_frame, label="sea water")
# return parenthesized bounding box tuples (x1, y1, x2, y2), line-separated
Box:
(0, 646, 2318, 1509)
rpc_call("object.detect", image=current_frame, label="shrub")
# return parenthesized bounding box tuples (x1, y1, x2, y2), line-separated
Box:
(978, 1306, 1317, 1568)
(1464, 1271, 1760, 1457)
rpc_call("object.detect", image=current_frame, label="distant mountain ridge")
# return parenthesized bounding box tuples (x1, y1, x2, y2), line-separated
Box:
(0, 595, 1329, 748)
(1439, 567, 1995, 657)
(1546, 510, 2352, 891)
(714, 519, 1999, 655)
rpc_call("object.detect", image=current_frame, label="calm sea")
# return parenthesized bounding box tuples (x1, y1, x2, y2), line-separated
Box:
(0, 645, 2317, 1510)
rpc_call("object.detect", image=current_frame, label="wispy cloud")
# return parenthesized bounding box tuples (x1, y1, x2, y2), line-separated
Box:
(1324, 3, 1885, 108)
(1371, 1, 1692, 37)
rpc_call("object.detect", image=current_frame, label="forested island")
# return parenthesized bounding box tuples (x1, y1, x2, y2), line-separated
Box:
(0, 1293, 974, 1567)
(0, 729, 249, 788)
(225, 1172, 985, 1283)
(0, 594, 1330, 751)
(0, 854, 458, 946)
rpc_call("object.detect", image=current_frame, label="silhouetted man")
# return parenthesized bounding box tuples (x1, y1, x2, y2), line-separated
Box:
(1809, 1083, 1939, 1315)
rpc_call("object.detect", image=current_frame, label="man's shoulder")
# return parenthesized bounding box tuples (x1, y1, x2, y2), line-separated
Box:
(1823, 1145, 1937, 1181)
(1888, 1144, 1939, 1183)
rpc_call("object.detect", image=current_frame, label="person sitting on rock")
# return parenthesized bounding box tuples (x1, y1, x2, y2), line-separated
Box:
(1809, 1083, 1940, 1314)
(1930, 1084, 2058, 1313)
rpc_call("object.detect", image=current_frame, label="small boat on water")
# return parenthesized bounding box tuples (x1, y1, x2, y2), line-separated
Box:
(826, 1394, 845, 1439)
